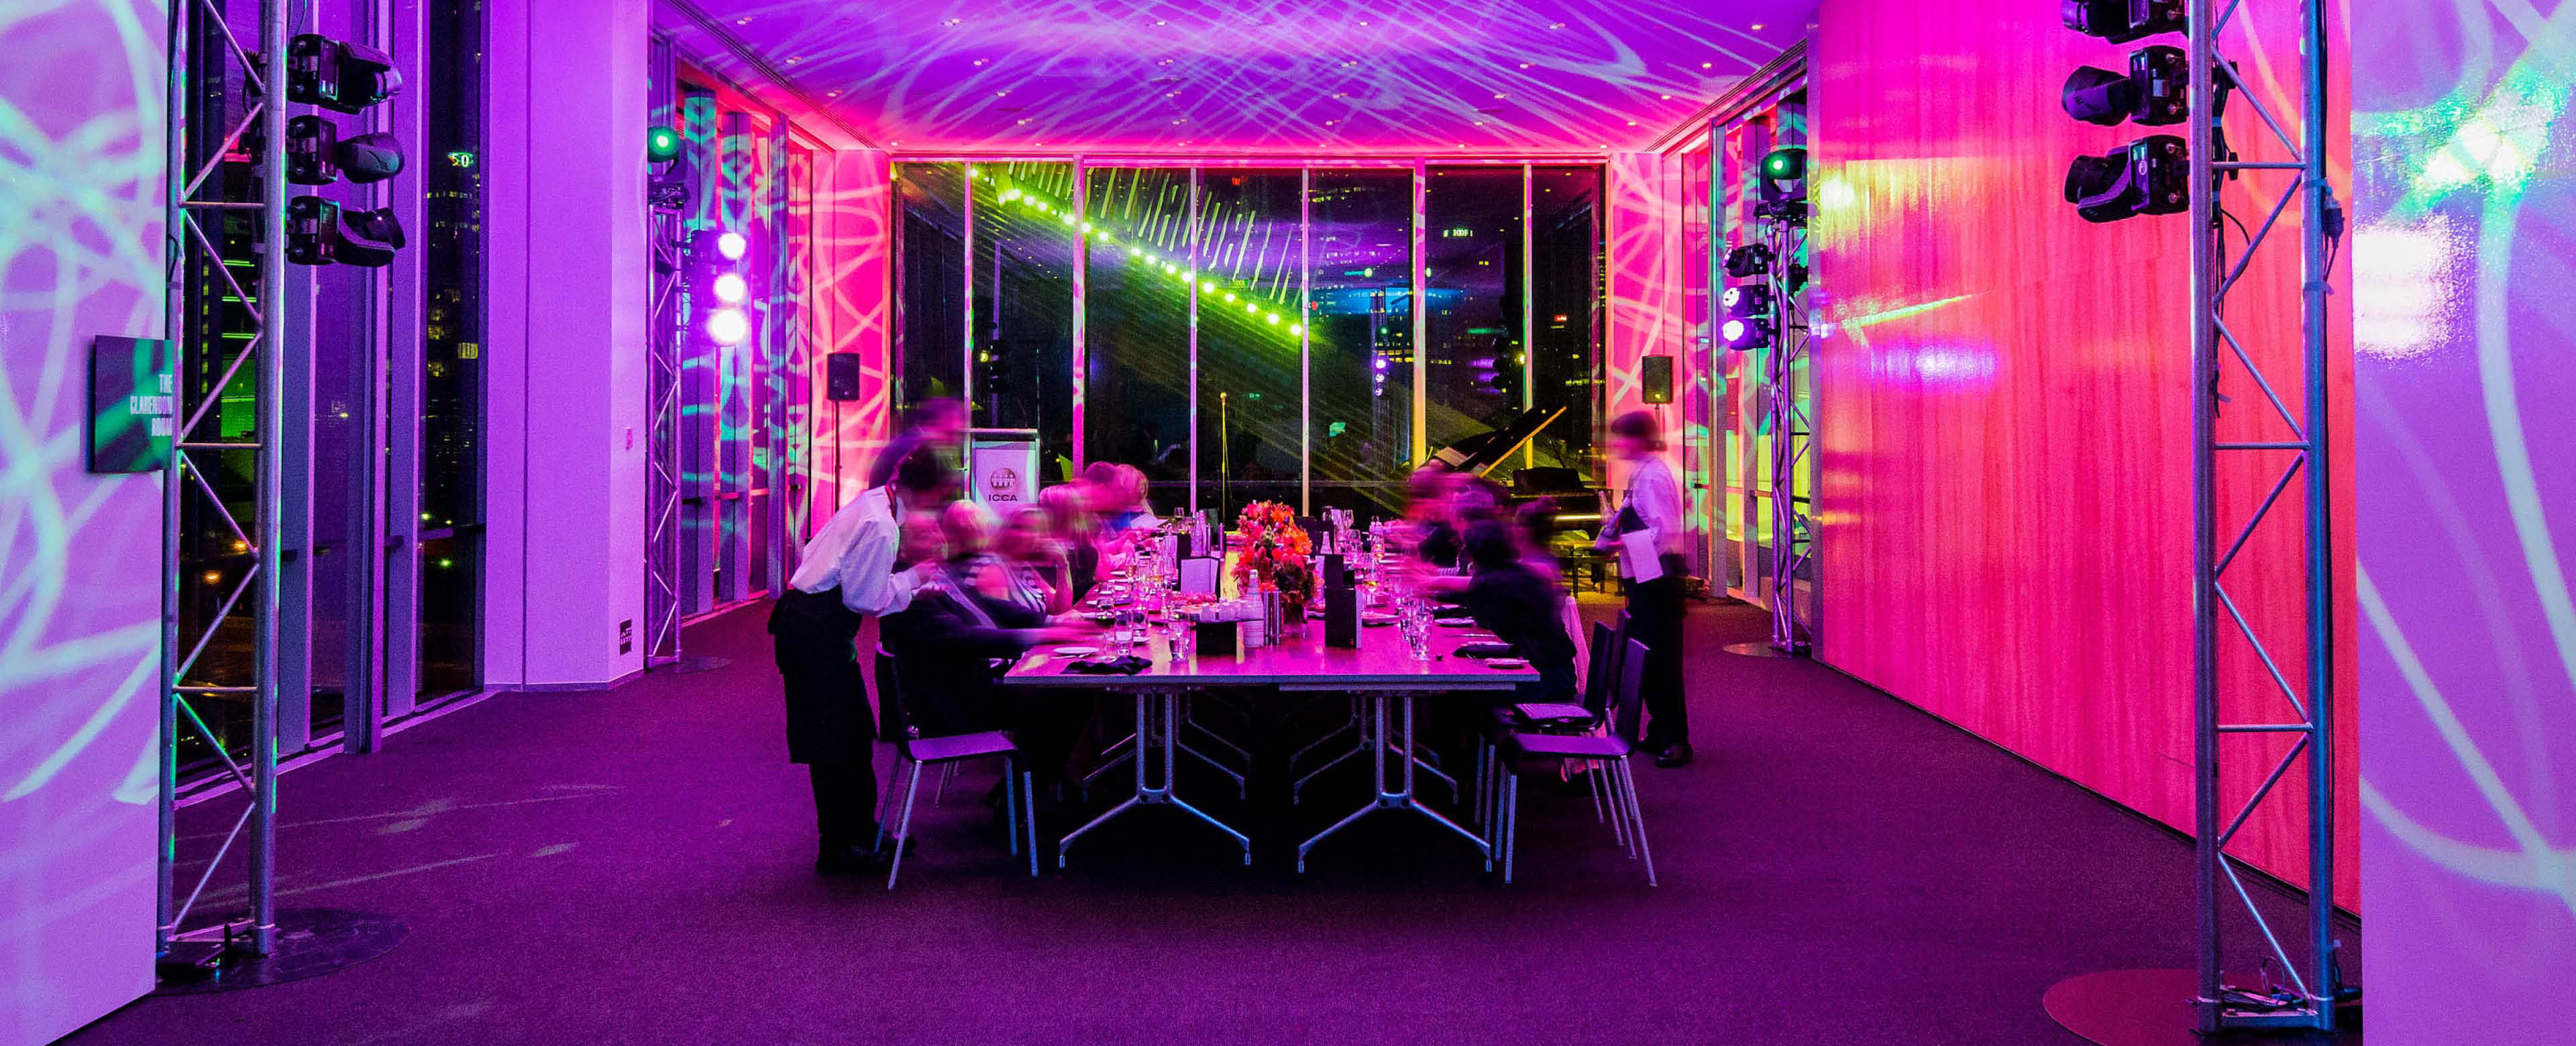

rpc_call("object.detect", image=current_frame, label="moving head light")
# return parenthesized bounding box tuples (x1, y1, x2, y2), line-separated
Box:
(2062, 45, 2188, 126)
(2061, 0, 2185, 42)
(2063, 135, 2188, 223)
(287, 196, 406, 267)
(287, 34, 402, 115)
(286, 115, 405, 184)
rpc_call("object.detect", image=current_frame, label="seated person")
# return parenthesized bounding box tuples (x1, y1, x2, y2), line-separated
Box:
(1455, 520, 1580, 706)
(880, 502, 1093, 779)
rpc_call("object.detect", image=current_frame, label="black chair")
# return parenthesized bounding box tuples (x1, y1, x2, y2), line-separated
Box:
(1494, 638, 1656, 886)
(1475, 620, 1627, 835)
(874, 651, 1039, 890)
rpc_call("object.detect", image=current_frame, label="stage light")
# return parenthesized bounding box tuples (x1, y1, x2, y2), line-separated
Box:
(286, 34, 400, 115)
(1724, 243, 1774, 279)
(1244, 302, 1258, 314)
(1266, 312, 1281, 325)
(2061, 0, 2184, 43)
(1721, 316, 1775, 351)
(286, 196, 403, 267)
(1756, 147, 1808, 224)
(646, 125, 684, 162)
(1223, 291, 1236, 302)
(1162, 263, 1177, 274)
(1289, 324, 1303, 336)
(708, 308, 749, 345)
(712, 272, 748, 304)
(2063, 134, 2188, 222)
(1763, 148, 1805, 180)
(2062, 45, 2188, 126)
(1723, 283, 1773, 318)
(286, 115, 405, 185)
(716, 231, 748, 261)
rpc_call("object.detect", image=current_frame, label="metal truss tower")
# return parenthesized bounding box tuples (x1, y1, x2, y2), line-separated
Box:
(1758, 210, 1815, 656)
(160, 0, 290, 960)
(2188, 0, 2345, 1032)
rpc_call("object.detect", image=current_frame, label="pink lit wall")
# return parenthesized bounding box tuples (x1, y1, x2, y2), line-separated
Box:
(1808, 0, 2357, 904)
(0, 3, 164, 1041)
(1605, 152, 1683, 498)
(806, 148, 895, 523)
(2353, 2, 2576, 1041)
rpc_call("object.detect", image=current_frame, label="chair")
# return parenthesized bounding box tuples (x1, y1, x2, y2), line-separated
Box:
(1494, 638, 1656, 886)
(874, 652, 1040, 890)
(1474, 620, 1626, 832)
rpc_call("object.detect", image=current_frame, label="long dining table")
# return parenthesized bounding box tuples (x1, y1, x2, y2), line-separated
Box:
(1001, 614, 1538, 872)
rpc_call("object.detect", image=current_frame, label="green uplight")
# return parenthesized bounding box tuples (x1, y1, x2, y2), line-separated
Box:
(645, 126, 682, 162)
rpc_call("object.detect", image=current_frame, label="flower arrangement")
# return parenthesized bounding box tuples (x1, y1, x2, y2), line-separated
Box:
(1232, 501, 1315, 607)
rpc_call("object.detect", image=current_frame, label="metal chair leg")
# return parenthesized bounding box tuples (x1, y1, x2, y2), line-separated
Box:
(886, 759, 923, 891)
(934, 762, 955, 806)
(1022, 768, 1039, 878)
(1502, 774, 1519, 884)
(1003, 760, 1020, 858)
(1620, 760, 1656, 886)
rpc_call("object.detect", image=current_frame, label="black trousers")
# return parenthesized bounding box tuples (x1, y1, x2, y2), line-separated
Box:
(808, 761, 879, 849)
(1628, 556, 1689, 748)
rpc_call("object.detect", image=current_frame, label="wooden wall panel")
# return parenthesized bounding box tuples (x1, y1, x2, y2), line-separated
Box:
(1809, 0, 2357, 901)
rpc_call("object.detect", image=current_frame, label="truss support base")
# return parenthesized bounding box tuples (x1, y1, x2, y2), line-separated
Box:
(2045, 969, 2359, 1046)
(154, 908, 407, 995)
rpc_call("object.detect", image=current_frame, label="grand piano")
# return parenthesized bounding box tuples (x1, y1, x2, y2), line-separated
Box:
(1421, 406, 1605, 530)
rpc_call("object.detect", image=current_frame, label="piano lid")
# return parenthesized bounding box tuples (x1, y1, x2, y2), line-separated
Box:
(1422, 406, 1566, 477)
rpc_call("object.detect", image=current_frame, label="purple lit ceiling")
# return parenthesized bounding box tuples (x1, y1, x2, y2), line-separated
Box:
(678, 1, 1815, 154)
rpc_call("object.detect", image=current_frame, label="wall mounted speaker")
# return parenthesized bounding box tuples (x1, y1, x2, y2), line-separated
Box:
(1641, 355, 1674, 404)
(826, 352, 861, 401)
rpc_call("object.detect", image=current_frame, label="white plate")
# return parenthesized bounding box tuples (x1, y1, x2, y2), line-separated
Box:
(1435, 618, 1477, 628)
(1053, 646, 1100, 656)
(1486, 658, 1530, 670)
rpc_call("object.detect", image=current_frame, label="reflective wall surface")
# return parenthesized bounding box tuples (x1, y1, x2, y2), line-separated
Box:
(896, 160, 1605, 516)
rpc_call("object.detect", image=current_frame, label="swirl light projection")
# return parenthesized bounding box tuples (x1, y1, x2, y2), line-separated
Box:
(2355, 1, 2576, 1039)
(682, 0, 1810, 152)
(1, 1, 166, 1040)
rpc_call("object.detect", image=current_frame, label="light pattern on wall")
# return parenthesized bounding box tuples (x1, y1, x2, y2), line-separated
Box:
(2355, 1, 2576, 1039)
(1, 1, 166, 1039)
(680, 0, 1811, 152)
(810, 150, 896, 518)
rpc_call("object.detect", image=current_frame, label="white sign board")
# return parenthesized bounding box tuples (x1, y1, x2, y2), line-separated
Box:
(969, 437, 1041, 508)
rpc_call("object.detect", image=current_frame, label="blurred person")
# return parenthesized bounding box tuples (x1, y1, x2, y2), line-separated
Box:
(1514, 498, 1566, 587)
(1460, 520, 1580, 705)
(769, 446, 957, 875)
(1038, 483, 1102, 601)
(867, 398, 968, 490)
(991, 505, 1073, 616)
(1401, 465, 1462, 571)
(1597, 410, 1690, 768)
(881, 501, 1095, 788)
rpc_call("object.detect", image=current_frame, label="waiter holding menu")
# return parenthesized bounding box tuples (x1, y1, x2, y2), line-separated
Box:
(1598, 410, 1691, 768)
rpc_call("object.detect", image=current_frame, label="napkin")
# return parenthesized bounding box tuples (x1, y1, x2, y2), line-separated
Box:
(1454, 642, 1516, 659)
(1064, 655, 1153, 675)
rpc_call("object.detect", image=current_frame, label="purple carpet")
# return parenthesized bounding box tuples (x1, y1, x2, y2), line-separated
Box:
(72, 600, 2353, 1045)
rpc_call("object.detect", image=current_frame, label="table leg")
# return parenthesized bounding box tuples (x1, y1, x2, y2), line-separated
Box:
(1296, 694, 1493, 873)
(1059, 689, 1252, 868)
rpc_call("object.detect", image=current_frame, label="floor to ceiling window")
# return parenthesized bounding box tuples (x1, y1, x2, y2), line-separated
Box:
(1307, 169, 1416, 514)
(1078, 167, 1195, 498)
(969, 163, 1078, 475)
(892, 161, 1603, 520)
(421, 0, 485, 696)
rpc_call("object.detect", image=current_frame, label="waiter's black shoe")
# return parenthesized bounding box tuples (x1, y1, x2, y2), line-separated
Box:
(1652, 742, 1695, 769)
(815, 842, 892, 876)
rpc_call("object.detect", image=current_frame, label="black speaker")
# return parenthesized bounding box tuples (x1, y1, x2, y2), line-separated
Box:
(1640, 355, 1674, 404)
(826, 352, 861, 401)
